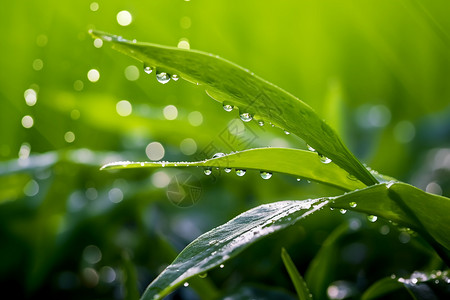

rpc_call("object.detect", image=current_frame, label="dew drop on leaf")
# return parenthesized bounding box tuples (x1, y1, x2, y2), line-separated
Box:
(224, 168, 231, 173)
(258, 120, 264, 126)
(296, 178, 301, 182)
(171, 74, 179, 81)
(183, 282, 189, 287)
(239, 112, 252, 122)
(349, 202, 357, 208)
(340, 209, 347, 214)
(319, 155, 332, 164)
(198, 273, 207, 278)
(368, 215, 378, 222)
(156, 71, 170, 84)
(260, 171, 272, 180)
(307, 144, 316, 152)
(212, 152, 225, 159)
(236, 169, 246, 176)
(219, 264, 224, 269)
(204, 167, 212, 175)
(284, 130, 290, 135)
(143, 64, 153, 74)
(223, 104, 233, 112)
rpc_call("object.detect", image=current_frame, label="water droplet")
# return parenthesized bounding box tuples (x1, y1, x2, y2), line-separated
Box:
(258, 120, 264, 126)
(156, 71, 170, 84)
(198, 273, 207, 278)
(296, 178, 301, 182)
(340, 209, 347, 214)
(204, 167, 212, 175)
(367, 215, 378, 222)
(223, 104, 233, 112)
(219, 264, 224, 269)
(236, 169, 246, 176)
(171, 74, 179, 81)
(183, 282, 189, 287)
(260, 171, 272, 180)
(284, 130, 290, 135)
(239, 112, 252, 122)
(349, 202, 357, 208)
(307, 144, 316, 152)
(143, 64, 153, 74)
(212, 152, 225, 159)
(319, 155, 332, 164)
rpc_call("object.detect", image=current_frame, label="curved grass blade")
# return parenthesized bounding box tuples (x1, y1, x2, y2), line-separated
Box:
(140, 199, 329, 300)
(361, 277, 405, 300)
(90, 30, 377, 187)
(331, 182, 450, 252)
(101, 147, 367, 191)
(281, 248, 313, 300)
(362, 270, 450, 300)
(305, 221, 354, 300)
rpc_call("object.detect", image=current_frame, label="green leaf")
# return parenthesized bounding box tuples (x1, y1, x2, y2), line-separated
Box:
(305, 222, 353, 300)
(140, 199, 329, 300)
(138, 182, 449, 299)
(361, 277, 404, 300)
(90, 30, 377, 187)
(101, 147, 367, 191)
(362, 270, 450, 300)
(281, 248, 313, 300)
(331, 182, 450, 252)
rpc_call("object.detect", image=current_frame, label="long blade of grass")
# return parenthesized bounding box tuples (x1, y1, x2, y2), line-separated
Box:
(101, 147, 366, 191)
(90, 30, 377, 187)
(281, 248, 313, 300)
(139, 198, 329, 300)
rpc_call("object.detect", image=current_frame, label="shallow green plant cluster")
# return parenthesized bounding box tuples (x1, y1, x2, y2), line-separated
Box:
(91, 31, 450, 299)
(1, 1, 450, 300)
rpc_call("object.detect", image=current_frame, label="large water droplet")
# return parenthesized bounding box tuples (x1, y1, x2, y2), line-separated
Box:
(156, 71, 170, 84)
(349, 202, 357, 208)
(143, 64, 153, 74)
(224, 168, 232, 173)
(204, 167, 212, 175)
(319, 155, 332, 164)
(367, 215, 378, 222)
(212, 152, 225, 159)
(239, 112, 252, 122)
(171, 74, 179, 81)
(260, 171, 272, 180)
(236, 169, 246, 176)
(223, 104, 233, 112)
(340, 209, 347, 214)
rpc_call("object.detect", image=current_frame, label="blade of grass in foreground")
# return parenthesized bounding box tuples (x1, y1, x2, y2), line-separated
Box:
(101, 148, 367, 191)
(90, 30, 377, 187)
(140, 198, 329, 300)
(281, 248, 313, 300)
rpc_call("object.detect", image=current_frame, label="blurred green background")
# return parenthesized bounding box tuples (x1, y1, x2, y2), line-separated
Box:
(1, 0, 449, 299)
